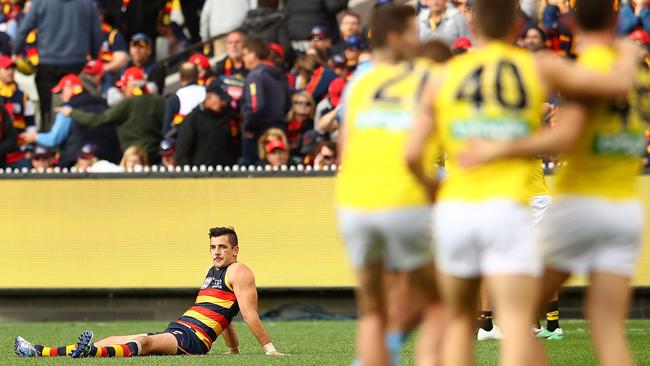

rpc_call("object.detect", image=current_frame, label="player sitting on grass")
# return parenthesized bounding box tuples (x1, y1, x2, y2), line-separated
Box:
(15, 227, 284, 358)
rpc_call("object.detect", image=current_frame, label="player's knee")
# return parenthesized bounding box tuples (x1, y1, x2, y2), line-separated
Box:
(134, 336, 153, 354)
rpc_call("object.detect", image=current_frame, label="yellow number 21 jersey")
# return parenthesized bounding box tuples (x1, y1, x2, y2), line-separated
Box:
(434, 41, 546, 203)
(337, 61, 439, 210)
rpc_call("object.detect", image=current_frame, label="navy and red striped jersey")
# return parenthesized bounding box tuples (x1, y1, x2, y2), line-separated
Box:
(175, 265, 240, 350)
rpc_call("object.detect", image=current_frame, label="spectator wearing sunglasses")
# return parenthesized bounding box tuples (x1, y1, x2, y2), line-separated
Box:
(286, 91, 315, 156)
(312, 140, 337, 169)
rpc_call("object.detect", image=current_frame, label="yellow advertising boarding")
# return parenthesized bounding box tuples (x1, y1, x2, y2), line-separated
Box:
(0, 176, 649, 288)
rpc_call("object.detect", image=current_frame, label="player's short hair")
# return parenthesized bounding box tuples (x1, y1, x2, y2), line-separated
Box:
(574, 0, 617, 31)
(370, 4, 416, 49)
(474, 0, 518, 39)
(417, 40, 453, 63)
(179, 62, 199, 83)
(243, 38, 269, 60)
(209, 227, 239, 247)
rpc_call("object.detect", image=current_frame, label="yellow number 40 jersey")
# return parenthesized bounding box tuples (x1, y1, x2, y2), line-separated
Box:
(434, 41, 546, 203)
(337, 60, 440, 210)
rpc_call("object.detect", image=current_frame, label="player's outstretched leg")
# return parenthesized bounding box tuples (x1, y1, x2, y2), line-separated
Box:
(15, 335, 78, 357)
(70, 330, 141, 358)
(69, 330, 96, 358)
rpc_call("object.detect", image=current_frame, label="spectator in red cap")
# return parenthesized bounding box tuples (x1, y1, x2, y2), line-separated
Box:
(286, 91, 315, 155)
(163, 62, 206, 139)
(59, 68, 165, 165)
(0, 55, 35, 168)
(122, 33, 167, 95)
(314, 78, 346, 132)
(21, 73, 121, 168)
(80, 59, 105, 98)
(176, 79, 239, 167)
(189, 53, 217, 86)
(268, 43, 288, 70)
(315, 77, 345, 135)
(263, 138, 290, 168)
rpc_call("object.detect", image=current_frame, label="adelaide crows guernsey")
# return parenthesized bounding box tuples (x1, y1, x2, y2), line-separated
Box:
(175, 265, 240, 350)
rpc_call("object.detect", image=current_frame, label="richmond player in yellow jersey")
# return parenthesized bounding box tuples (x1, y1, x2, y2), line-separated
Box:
(405, 0, 641, 365)
(458, 1, 648, 365)
(15, 227, 284, 358)
(337, 5, 444, 366)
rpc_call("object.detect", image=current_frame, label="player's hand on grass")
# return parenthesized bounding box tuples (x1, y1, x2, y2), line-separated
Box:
(262, 343, 286, 356)
(223, 347, 239, 355)
(265, 350, 286, 356)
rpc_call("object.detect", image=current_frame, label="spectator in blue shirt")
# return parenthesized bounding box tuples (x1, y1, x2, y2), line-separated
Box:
(618, 0, 650, 35)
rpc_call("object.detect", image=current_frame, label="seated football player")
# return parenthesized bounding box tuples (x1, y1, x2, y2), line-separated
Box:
(15, 227, 284, 358)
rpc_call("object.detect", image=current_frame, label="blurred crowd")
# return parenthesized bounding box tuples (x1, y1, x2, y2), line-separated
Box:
(0, 0, 648, 173)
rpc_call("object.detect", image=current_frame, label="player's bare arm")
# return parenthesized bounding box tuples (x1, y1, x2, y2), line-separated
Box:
(221, 322, 240, 354)
(228, 262, 284, 356)
(405, 72, 442, 201)
(535, 39, 642, 99)
(457, 101, 588, 167)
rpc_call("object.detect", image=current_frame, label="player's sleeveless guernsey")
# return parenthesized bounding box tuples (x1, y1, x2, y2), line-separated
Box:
(554, 45, 650, 199)
(337, 61, 439, 209)
(434, 41, 545, 203)
(176, 265, 240, 350)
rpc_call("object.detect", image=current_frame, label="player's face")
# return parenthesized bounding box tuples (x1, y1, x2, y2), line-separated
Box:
(210, 235, 239, 268)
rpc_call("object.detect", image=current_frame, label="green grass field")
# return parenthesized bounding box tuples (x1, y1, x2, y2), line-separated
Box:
(2, 320, 650, 365)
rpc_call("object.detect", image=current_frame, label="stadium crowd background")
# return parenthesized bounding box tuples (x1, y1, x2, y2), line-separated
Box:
(0, 0, 648, 173)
